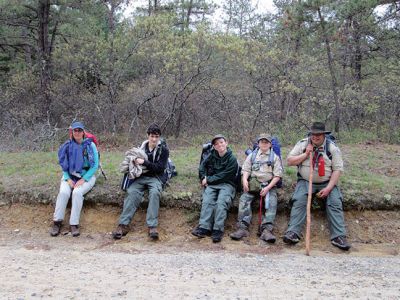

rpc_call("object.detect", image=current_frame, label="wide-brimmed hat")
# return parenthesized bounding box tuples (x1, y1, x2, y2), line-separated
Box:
(71, 121, 85, 130)
(309, 122, 331, 135)
(211, 134, 226, 145)
(257, 133, 272, 143)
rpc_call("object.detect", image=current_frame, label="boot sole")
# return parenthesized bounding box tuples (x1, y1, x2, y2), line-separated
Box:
(283, 236, 299, 244)
(331, 241, 350, 251)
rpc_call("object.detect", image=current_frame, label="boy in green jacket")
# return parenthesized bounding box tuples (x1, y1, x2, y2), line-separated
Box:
(192, 134, 238, 243)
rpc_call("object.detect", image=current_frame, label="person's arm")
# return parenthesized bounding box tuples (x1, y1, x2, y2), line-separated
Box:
(287, 143, 313, 166)
(142, 147, 169, 173)
(82, 142, 99, 182)
(199, 156, 208, 181)
(260, 176, 280, 197)
(317, 170, 341, 198)
(241, 154, 252, 192)
(242, 170, 250, 192)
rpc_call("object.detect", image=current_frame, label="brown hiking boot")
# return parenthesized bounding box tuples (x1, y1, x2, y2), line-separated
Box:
(70, 225, 80, 237)
(148, 227, 159, 240)
(112, 224, 130, 239)
(260, 228, 276, 243)
(50, 221, 62, 237)
(229, 228, 249, 241)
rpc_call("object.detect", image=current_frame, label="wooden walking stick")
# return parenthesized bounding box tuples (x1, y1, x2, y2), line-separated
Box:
(306, 151, 313, 256)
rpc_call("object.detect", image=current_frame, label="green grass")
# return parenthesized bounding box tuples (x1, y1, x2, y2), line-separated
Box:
(0, 143, 399, 202)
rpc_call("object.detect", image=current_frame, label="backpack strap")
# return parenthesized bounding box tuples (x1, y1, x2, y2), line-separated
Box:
(251, 148, 275, 167)
(325, 138, 332, 160)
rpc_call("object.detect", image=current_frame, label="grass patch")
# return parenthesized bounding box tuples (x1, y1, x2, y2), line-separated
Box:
(0, 143, 399, 206)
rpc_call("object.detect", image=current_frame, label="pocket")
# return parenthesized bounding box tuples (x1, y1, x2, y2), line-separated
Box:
(248, 177, 261, 193)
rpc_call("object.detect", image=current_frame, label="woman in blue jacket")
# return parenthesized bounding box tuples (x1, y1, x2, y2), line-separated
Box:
(50, 121, 99, 237)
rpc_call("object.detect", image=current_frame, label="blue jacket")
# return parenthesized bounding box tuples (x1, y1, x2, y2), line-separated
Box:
(58, 138, 99, 182)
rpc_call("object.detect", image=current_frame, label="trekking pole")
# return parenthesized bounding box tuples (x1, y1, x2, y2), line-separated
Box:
(306, 152, 313, 256)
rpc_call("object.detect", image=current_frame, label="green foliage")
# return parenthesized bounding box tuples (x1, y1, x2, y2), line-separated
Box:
(0, 0, 399, 145)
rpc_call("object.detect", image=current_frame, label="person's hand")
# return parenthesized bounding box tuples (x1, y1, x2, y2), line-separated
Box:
(74, 179, 85, 188)
(317, 187, 331, 198)
(201, 178, 207, 187)
(260, 186, 270, 197)
(67, 179, 75, 188)
(305, 143, 314, 155)
(135, 158, 145, 165)
(242, 180, 249, 193)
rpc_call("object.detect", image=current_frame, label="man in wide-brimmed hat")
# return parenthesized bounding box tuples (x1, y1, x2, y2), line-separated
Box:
(283, 122, 351, 250)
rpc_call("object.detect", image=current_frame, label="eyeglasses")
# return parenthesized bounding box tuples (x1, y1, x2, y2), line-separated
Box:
(73, 128, 84, 133)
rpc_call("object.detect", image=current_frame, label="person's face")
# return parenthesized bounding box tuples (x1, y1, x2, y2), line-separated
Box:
(258, 139, 271, 152)
(213, 138, 228, 156)
(72, 128, 84, 143)
(311, 133, 325, 146)
(148, 133, 160, 148)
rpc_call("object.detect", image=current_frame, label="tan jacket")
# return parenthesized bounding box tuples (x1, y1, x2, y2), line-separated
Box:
(242, 148, 283, 183)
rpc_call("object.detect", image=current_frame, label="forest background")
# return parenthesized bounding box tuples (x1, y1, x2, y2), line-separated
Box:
(0, 0, 399, 150)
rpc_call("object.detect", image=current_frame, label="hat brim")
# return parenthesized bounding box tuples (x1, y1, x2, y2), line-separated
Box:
(257, 138, 271, 143)
(211, 137, 226, 145)
(309, 130, 331, 135)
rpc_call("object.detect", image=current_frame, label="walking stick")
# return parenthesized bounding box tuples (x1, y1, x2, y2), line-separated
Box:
(258, 194, 263, 234)
(306, 152, 313, 256)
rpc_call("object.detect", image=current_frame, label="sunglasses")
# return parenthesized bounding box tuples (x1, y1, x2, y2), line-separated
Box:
(73, 128, 84, 133)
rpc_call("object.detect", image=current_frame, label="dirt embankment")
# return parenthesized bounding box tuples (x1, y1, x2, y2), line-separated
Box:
(0, 204, 399, 299)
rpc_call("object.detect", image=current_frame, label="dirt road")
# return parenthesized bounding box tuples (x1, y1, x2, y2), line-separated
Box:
(0, 204, 399, 299)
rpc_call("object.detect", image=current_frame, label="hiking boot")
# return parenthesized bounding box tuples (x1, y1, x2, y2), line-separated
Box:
(70, 225, 80, 237)
(331, 236, 351, 251)
(112, 224, 130, 240)
(191, 226, 211, 238)
(50, 221, 62, 237)
(211, 230, 224, 243)
(260, 228, 276, 243)
(283, 231, 300, 244)
(229, 228, 249, 241)
(148, 227, 159, 240)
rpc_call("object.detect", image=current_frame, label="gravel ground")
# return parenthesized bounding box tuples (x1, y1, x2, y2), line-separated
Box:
(1, 239, 399, 299)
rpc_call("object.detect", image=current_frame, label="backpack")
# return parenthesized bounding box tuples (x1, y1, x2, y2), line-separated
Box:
(68, 127, 107, 180)
(244, 136, 283, 188)
(199, 141, 242, 192)
(121, 138, 177, 191)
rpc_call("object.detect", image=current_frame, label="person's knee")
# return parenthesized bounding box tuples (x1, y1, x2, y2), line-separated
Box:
(291, 196, 307, 207)
(72, 188, 83, 199)
(58, 190, 71, 200)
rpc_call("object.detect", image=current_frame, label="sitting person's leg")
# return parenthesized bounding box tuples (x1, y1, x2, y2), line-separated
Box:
(212, 183, 235, 242)
(69, 176, 96, 236)
(192, 186, 218, 238)
(51, 180, 72, 236)
(230, 192, 254, 240)
(145, 177, 163, 239)
(113, 177, 146, 239)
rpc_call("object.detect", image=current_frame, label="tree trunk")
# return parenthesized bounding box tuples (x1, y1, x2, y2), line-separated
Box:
(318, 8, 340, 133)
(38, 0, 52, 118)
